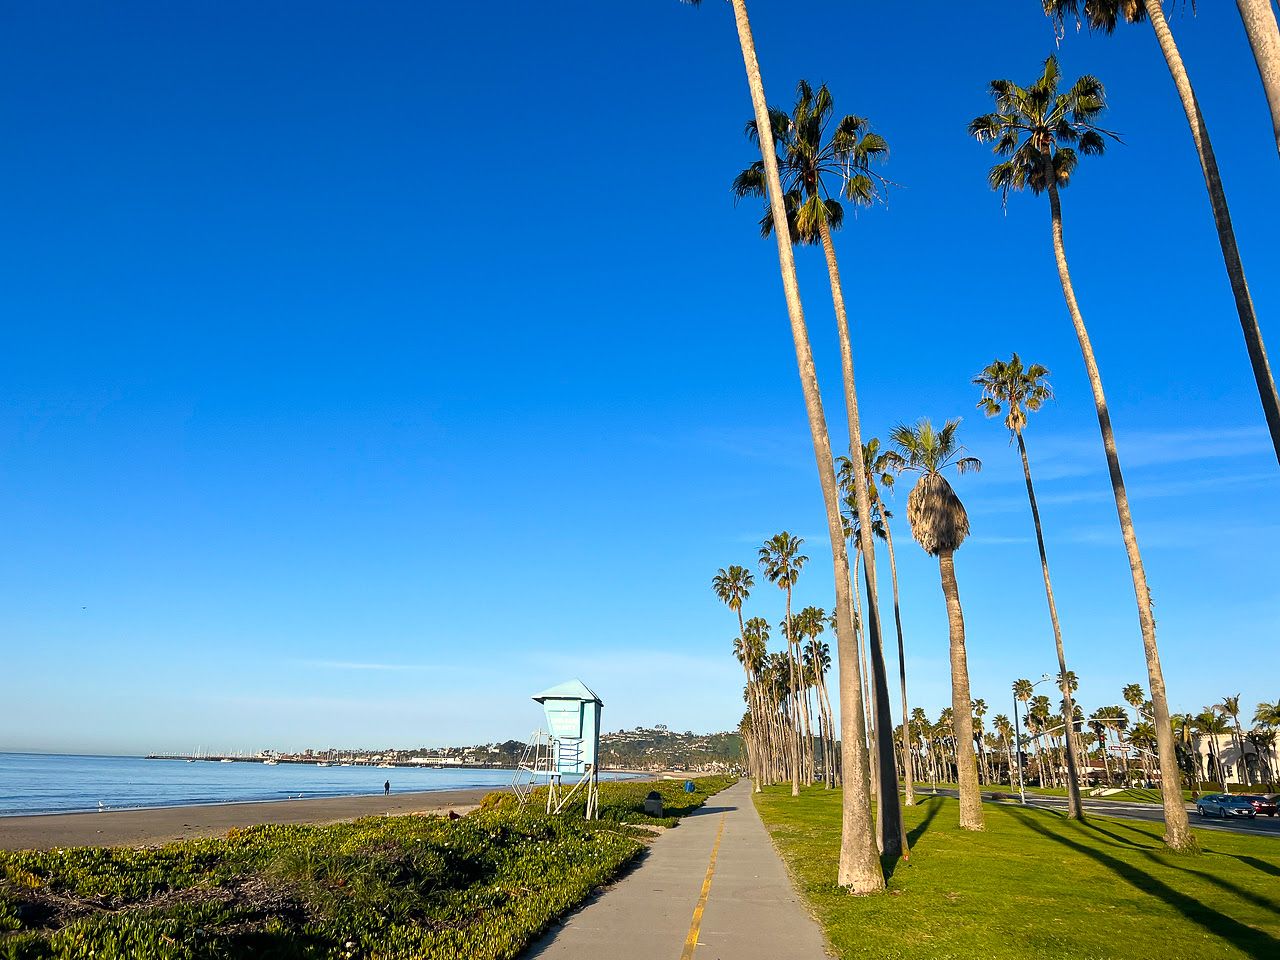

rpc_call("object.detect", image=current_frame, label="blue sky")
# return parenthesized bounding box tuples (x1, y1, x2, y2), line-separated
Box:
(1, 2, 1275, 755)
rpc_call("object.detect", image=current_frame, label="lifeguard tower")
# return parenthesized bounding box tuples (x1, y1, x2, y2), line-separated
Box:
(512, 679, 603, 819)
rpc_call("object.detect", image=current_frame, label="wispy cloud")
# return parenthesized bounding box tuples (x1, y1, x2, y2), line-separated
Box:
(972, 468, 1274, 514)
(1003, 426, 1272, 483)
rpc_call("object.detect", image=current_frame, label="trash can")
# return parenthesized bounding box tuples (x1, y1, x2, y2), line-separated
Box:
(684, 780, 695, 793)
(643, 790, 663, 817)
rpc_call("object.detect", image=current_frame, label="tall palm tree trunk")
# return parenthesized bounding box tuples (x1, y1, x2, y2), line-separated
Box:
(1235, 0, 1280, 157)
(1015, 430, 1083, 818)
(882, 521, 915, 806)
(799, 667, 815, 784)
(938, 550, 984, 830)
(1041, 158, 1194, 851)
(817, 215, 904, 857)
(1143, 0, 1280, 464)
(852, 548, 876, 794)
(817, 665, 836, 787)
(783, 593, 801, 796)
(860, 540, 908, 855)
(727, 0, 882, 892)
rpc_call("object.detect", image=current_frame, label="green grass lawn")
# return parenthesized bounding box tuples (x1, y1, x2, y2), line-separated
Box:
(756, 785, 1280, 960)
(911, 781, 1233, 804)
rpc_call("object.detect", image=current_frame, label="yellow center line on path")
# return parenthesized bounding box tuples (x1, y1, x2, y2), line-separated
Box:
(679, 812, 728, 960)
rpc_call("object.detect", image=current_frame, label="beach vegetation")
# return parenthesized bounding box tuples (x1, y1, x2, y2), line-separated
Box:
(0, 777, 732, 959)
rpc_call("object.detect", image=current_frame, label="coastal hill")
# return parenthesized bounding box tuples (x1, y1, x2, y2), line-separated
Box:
(149, 726, 743, 772)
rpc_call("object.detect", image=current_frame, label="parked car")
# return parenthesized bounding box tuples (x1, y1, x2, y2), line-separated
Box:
(1239, 794, 1278, 817)
(1195, 794, 1257, 819)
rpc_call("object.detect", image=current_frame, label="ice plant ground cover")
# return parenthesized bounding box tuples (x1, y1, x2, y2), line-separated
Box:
(0, 776, 734, 959)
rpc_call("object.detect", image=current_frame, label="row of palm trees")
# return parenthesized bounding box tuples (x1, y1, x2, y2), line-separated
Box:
(687, 0, 1278, 892)
(715, 557, 843, 796)
(908, 689, 1280, 792)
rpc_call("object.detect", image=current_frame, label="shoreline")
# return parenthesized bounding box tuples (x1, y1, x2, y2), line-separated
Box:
(0, 787, 493, 852)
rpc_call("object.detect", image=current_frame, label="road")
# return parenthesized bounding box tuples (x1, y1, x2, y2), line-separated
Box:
(924, 787, 1280, 838)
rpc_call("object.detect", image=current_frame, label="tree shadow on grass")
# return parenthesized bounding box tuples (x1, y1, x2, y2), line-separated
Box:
(905, 797, 943, 848)
(1006, 808, 1279, 959)
(1088, 817, 1280, 890)
(1223, 855, 1280, 879)
(1081, 821, 1279, 917)
(1081, 819, 1162, 851)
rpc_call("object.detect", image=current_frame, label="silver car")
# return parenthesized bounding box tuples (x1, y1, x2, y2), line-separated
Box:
(1196, 793, 1257, 819)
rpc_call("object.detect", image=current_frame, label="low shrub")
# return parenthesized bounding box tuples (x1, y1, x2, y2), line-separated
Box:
(0, 777, 734, 960)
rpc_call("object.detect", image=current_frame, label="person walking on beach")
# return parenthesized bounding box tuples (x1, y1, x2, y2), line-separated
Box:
(384, 779, 390, 797)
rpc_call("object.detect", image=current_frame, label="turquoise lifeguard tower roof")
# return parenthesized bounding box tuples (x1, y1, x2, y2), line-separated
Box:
(532, 679, 603, 706)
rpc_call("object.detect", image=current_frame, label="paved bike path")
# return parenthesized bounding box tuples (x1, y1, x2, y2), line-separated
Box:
(524, 778, 829, 959)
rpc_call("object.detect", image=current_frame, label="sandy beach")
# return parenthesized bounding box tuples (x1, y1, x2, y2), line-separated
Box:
(0, 788, 491, 851)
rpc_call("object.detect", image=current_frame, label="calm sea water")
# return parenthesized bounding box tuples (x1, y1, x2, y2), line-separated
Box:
(0, 754, 614, 817)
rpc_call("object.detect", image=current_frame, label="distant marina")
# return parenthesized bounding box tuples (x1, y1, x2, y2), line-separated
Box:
(146, 754, 503, 770)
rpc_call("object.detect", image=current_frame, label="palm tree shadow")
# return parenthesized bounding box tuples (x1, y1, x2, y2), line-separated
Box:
(1081, 819, 1159, 851)
(1224, 855, 1280, 879)
(1090, 819, 1280, 885)
(906, 797, 944, 847)
(1006, 808, 1280, 959)
(879, 797, 946, 881)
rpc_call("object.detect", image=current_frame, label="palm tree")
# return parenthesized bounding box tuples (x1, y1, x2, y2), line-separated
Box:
(1235, 0, 1280, 157)
(1013, 678, 1035, 789)
(794, 605, 828, 783)
(888, 418, 984, 831)
(1043, 1, 1280, 463)
(1172, 713, 1200, 793)
(972, 699, 991, 785)
(975, 354, 1083, 818)
(994, 714, 1016, 787)
(1216, 695, 1251, 787)
(759, 532, 807, 795)
(840, 441, 916, 808)
(1091, 705, 1129, 785)
(742, 616, 776, 783)
(1129, 721, 1157, 785)
(1054, 671, 1087, 791)
(799, 609, 836, 788)
(714, 566, 758, 784)
(1123, 683, 1147, 719)
(969, 55, 1193, 851)
(1255, 699, 1280, 728)
(734, 80, 902, 860)
(1248, 730, 1276, 786)
(687, 0, 883, 892)
(1194, 709, 1231, 786)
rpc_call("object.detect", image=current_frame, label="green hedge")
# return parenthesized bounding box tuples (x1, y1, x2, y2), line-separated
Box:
(0, 776, 734, 960)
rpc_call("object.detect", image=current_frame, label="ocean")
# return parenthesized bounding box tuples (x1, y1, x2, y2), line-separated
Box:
(0, 753, 614, 817)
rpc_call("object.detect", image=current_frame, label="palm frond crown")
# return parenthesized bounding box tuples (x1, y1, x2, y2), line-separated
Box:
(889, 418, 981, 556)
(974, 353, 1054, 436)
(968, 54, 1120, 204)
(733, 79, 890, 244)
